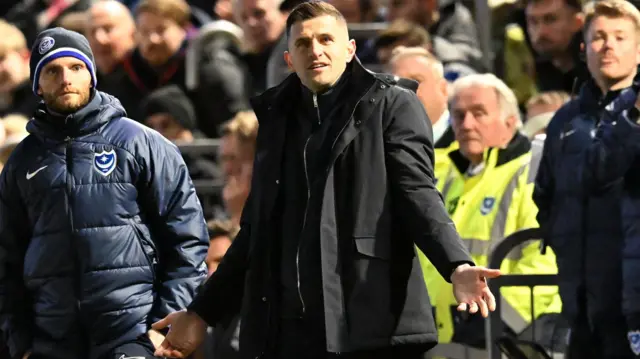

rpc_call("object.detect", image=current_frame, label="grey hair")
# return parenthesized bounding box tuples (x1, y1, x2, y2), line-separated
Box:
(450, 73, 523, 129)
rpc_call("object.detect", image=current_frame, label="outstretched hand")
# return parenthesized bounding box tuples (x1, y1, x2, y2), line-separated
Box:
(451, 264, 501, 318)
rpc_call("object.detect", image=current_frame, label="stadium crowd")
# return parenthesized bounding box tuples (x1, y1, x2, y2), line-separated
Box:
(0, 0, 637, 357)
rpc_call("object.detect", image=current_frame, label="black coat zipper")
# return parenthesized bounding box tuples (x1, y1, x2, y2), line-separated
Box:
(296, 87, 372, 316)
(297, 94, 321, 314)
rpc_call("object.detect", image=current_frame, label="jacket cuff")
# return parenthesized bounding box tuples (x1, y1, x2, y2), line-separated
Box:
(187, 293, 217, 327)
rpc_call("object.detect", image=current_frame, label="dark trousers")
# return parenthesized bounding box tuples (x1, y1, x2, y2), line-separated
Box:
(565, 312, 638, 359)
(30, 335, 162, 359)
(274, 317, 426, 359)
(104, 335, 162, 359)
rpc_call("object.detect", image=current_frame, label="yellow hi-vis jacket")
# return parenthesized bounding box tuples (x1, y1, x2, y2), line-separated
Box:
(419, 127, 458, 305)
(426, 133, 562, 343)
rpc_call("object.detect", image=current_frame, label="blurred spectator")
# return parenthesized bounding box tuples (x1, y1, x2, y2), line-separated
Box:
(214, 0, 235, 22)
(56, 11, 87, 33)
(326, 0, 383, 62)
(375, 19, 477, 79)
(205, 219, 238, 276)
(387, 46, 449, 140)
(385, 0, 485, 73)
(104, 0, 250, 138)
(140, 85, 221, 217)
(375, 19, 431, 64)
(0, 20, 39, 118)
(2, 114, 29, 139)
(497, 22, 538, 106)
(327, 0, 382, 23)
(219, 110, 258, 225)
(3, 0, 94, 47)
(522, 90, 570, 138)
(0, 114, 29, 173)
(525, 0, 586, 93)
(86, 0, 136, 76)
(234, 0, 289, 93)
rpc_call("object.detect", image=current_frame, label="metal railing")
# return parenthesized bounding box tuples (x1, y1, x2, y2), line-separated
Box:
(485, 228, 562, 359)
(428, 228, 563, 359)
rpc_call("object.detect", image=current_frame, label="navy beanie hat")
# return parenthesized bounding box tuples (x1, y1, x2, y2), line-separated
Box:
(29, 27, 97, 96)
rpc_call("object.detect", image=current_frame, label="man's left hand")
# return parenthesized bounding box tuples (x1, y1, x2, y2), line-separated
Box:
(451, 264, 501, 318)
(148, 329, 166, 350)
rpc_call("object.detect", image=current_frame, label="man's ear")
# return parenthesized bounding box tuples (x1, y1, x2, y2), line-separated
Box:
(37, 86, 42, 96)
(284, 51, 294, 71)
(346, 39, 356, 62)
(505, 114, 517, 132)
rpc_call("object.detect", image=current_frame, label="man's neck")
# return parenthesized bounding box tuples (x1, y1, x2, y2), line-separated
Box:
(599, 73, 636, 95)
(550, 52, 575, 73)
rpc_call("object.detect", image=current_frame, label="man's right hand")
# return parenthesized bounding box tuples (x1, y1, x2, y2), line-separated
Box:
(152, 310, 207, 358)
(22, 351, 31, 359)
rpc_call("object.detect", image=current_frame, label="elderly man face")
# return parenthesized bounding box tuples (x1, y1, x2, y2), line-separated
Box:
(451, 84, 517, 162)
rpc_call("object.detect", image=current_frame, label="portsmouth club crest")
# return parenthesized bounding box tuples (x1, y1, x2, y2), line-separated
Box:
(628, 330, 640, 355)
(94, 149, 117, 176)
(480, 196, 496, 216)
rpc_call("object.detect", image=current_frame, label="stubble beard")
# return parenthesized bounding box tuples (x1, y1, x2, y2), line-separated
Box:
(43, 87, 91, 114)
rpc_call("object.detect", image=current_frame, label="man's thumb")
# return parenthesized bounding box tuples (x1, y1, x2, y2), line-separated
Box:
(480, 268, 502, 278)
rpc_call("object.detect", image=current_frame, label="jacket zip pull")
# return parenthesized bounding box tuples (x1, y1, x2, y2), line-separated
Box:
(313, 94, 320, 125)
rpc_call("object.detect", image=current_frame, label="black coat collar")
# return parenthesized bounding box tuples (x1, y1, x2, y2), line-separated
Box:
(249, 57, 377, 122)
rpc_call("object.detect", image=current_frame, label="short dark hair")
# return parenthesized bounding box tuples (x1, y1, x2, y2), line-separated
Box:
(524, 0, 583, 12)
(285, 0, 346, 37)
(135, 0, 191, 27)
(374, 20, 432, 50)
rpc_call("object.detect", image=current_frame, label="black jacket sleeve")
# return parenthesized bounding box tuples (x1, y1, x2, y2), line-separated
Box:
(187, 194, 252, 326)
(0, 161, 32, 359)
(383, 88, 473, 282)
(139, 132, 210, 325)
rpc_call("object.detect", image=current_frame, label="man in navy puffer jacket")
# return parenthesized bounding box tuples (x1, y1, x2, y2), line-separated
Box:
(533, 0, 640, 357)
(582, 77, 640, 357)
(0, 28, 209, 359)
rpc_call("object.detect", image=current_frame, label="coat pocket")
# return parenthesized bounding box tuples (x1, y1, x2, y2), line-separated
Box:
(353, 236, 390, 261)
(130, 220, 157, 282)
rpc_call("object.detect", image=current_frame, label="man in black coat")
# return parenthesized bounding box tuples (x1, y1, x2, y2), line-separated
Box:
(153, 2, 501, 358)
